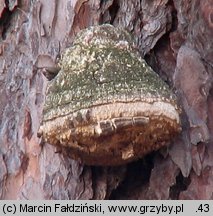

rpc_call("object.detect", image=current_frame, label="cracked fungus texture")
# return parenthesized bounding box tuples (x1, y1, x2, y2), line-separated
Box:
(40, 24, 181, 166)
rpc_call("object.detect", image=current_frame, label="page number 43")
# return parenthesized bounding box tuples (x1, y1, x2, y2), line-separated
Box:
(196, 204, 209, 213)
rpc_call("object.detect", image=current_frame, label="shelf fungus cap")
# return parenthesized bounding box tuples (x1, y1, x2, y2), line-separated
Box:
(39, 24, 181, 166)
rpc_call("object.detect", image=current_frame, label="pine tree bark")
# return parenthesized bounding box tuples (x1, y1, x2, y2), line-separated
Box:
(0, 0, 212, 199)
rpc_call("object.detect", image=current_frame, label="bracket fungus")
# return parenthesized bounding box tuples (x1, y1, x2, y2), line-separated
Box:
(39, 24, 181, 166)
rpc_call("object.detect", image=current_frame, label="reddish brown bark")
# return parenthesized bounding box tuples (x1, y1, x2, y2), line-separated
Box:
(0, 0, 212, 199)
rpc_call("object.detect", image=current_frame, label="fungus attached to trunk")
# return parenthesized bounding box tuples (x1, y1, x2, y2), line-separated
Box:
(39, 24, 181, 166)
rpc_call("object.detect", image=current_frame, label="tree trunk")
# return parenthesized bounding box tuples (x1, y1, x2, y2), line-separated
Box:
(0, 0, 212, 199)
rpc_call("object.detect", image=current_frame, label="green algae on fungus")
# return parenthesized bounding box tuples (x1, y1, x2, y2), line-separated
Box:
(39, 24, 181, 166)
